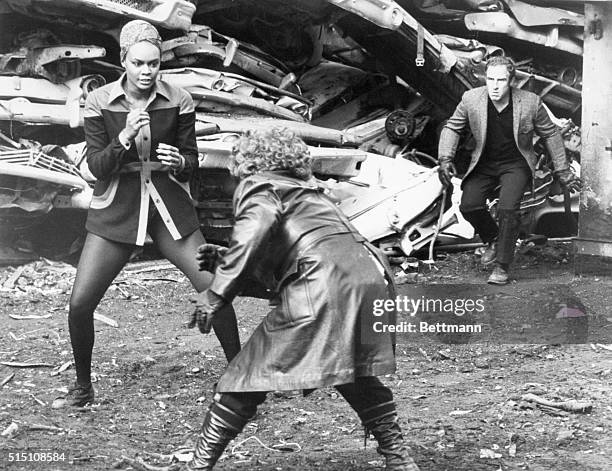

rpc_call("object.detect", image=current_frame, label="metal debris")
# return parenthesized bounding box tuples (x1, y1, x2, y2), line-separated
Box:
(0, 1, 585, 263)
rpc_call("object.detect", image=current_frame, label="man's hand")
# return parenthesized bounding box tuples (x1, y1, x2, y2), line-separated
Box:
(196, 243, 227, 272)
(437, 157, 456, 187)
(556, 169, 582, 192)
(188, 290, 226, 334)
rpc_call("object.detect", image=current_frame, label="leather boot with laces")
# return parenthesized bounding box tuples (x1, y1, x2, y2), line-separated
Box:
(187, 401, 248, 470)
(362, 402, 420, 471)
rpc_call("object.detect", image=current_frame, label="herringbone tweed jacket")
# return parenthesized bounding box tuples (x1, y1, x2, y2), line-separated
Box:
(438, 86, 568, 183)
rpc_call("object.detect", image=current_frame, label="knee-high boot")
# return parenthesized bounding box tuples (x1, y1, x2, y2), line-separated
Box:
(488, 209, 521, 284)
(360, 401, 420, 471)
(187, 401, 250, 470)
(495, 209, 521, 266)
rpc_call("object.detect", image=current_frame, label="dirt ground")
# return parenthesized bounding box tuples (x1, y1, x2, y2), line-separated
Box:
(0, 241, 611, 471)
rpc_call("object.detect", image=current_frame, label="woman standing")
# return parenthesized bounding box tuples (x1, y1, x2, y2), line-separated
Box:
(60, 20, 240, 408)
(186, 128, 420, 470)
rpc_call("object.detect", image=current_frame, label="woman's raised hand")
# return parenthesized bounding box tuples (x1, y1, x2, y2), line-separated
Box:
(123, 109, 150, 140)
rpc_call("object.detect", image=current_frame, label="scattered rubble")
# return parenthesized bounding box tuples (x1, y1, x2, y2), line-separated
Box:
(0, 258, 75, 294)
(521, 393, 593, 414)
(1, 421, 18, 438)
(0, 372, 14, 386)
(0, 266, 609, 469)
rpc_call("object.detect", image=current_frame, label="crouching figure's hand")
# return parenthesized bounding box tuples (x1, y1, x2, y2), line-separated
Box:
(188, 290, 226, 334)
(196, 243, 227, 273)
(556, 169, 582, 193)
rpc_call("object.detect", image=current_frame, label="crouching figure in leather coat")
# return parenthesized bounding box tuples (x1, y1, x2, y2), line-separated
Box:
(185, 128, 420, 470)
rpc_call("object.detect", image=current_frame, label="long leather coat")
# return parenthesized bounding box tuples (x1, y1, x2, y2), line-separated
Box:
(211, 171, 397, 392)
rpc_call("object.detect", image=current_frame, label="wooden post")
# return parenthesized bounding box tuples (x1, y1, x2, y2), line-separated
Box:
(575, 1, 612, 274)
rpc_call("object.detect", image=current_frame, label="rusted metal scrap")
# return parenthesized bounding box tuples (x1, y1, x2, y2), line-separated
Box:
(0, 145, 92, 210)
(0, 75, 106, 105)
(196, 138, 366, 179)
(3, 0, 196, 32)
(160, 67, 310, 119)
(0, 0, 586, 261)
(162, 24, 295, 89)
(195, 114, 361, 147)
(0, 44, 106, 82)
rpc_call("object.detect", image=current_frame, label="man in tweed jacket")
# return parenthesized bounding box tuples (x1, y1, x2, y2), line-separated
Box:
(437, 56, 580, 284)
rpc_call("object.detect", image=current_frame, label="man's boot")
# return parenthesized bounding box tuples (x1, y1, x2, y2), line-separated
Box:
(487, 209, 520, 284)
(460, 208, 499, 265)
(361, 401, 420, 471)
(187, 400, 249, 470)
(480, 241, 497, 265)
(487, 262, 509, 285)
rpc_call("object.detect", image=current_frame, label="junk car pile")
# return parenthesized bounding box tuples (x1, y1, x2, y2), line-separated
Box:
(0, 0, 583, 264)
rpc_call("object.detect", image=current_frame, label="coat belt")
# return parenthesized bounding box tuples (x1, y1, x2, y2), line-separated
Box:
(119, 162, 167, 173)
(280, 224, 363, 273)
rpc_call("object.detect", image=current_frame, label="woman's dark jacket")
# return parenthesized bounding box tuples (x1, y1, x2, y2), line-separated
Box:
(83, 75, 199, 245)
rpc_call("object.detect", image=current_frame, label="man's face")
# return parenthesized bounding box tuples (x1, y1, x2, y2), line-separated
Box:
(122, 41, 160, 92)
(486, 64, 511, 103)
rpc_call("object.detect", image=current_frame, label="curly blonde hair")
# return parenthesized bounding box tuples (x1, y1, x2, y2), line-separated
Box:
(230, 128, 312, 180)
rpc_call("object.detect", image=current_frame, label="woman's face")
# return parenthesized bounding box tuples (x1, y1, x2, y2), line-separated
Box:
(122, 41, 160, 92)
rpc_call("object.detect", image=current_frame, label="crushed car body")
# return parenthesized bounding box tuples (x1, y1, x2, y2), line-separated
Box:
(0, 0, 583, 263)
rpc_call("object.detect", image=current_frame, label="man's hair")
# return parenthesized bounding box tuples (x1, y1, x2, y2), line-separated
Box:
(230, 128, 312, 180)
(485, 55, 516, 81)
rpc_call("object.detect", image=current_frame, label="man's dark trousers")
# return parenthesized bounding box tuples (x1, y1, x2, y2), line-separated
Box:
(459, 161, 531, 265)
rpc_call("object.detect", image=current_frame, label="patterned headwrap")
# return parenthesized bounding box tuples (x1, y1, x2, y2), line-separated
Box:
(119, 20, 162, 62)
